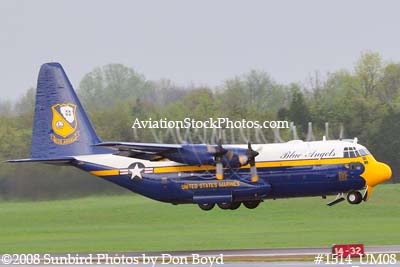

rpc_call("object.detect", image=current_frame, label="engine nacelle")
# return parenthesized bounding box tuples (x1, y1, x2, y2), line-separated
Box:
(164, 144, 249, 168)
(164, 144, 215, 166)
(220, 151, 249, 168)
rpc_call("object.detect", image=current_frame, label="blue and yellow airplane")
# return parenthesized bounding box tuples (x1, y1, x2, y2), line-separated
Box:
(8, 63, 392, 210)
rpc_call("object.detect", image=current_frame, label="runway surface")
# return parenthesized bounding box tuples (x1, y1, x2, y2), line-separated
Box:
(1, 246, 399, 266)
(2, 262, 400, 267)
(124, 245, 400, 257)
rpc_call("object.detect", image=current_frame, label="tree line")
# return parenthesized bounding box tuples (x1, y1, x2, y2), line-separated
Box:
(0, 51, 399, 200)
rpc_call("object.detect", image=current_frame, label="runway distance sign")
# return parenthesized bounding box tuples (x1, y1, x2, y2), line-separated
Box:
(332, 244, 364, 257)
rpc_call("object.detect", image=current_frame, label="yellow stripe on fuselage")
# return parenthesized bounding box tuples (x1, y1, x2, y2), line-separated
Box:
(90, 170, 119, 176)
(90, 156, 374, 177)
(152, 157, 368, 173)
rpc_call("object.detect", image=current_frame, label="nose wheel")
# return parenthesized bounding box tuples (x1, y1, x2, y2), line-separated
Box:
(347, 191, 363, 205)
(327, 191, 365, 206)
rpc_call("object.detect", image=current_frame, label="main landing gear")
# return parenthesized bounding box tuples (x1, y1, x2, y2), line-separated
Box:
(198, 203, 215, 211)
(198, 200, 261, 211)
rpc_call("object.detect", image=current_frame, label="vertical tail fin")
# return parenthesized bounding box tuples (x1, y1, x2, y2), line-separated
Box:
(31, 62, 107, 158)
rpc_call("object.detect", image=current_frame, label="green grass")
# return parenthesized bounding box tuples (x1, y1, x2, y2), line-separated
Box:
(0, 184, 399, 253)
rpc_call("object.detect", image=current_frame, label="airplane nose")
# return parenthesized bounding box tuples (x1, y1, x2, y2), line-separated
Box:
(363, 162, 392, 187)
(381, 162, 392, 181)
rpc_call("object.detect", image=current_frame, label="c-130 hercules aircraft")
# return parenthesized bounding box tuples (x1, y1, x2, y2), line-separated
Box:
(8, 63, 392, 210)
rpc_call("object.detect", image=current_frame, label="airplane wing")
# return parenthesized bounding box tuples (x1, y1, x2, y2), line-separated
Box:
(95, 142, 182, 161)
(95, 142, 250, 171)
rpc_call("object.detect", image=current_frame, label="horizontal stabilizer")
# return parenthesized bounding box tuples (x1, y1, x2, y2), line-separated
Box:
(6, 157, 75, 164)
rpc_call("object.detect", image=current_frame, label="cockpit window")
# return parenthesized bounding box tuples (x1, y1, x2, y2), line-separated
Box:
(358, 149, 370, 156)
(343, 147, 359, 158)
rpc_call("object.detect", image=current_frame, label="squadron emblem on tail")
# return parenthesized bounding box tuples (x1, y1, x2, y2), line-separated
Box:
(50, 104, 79, 145)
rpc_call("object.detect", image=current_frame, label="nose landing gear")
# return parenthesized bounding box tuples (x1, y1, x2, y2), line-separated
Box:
(327, 190, 363, 206)
(346, 191, 363, 205)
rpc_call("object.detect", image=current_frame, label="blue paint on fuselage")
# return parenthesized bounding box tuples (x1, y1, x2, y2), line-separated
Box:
(72, 160, 366, 204)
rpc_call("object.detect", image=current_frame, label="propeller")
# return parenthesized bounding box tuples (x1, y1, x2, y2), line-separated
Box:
(214, 138, 228, 180)
(246, 141, 259, 182)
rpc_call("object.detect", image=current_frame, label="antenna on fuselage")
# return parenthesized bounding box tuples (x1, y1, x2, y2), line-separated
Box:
(306, 122, 315, 141)
(324, 122, 330, 140)
(273, 128, 285, 143)
(290, 122, 299, 140)
(339, 123, 344, 140)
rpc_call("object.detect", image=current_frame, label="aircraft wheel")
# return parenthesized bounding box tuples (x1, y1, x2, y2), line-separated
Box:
(243, 200, 261, 209)
(229, 202, 241, 210)
(217, 203, 231, 210)
(198, 203, 215, 211)
(347, 191, 362, 204)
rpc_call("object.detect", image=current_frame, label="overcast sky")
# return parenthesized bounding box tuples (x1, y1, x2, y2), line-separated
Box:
(1, 0, 400, 100)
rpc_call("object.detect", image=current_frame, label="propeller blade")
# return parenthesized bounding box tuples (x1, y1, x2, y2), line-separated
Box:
(216, 162, 224, 180)
(250, 165, 259, 182)
(247, 142, 259, 160)
(215, 139, 228, 156)
(247, 141, 259, 182)
(214, 138, 227, 180)
(238, 154, 248, 165)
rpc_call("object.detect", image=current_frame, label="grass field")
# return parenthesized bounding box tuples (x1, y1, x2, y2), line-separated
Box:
(0, 184, 399, 253)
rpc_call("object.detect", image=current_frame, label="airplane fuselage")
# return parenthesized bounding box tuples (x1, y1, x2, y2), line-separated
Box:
(72, 140, 391, 209)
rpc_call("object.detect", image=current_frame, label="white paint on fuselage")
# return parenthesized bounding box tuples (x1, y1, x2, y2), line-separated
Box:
(74, 140, 369, 169)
